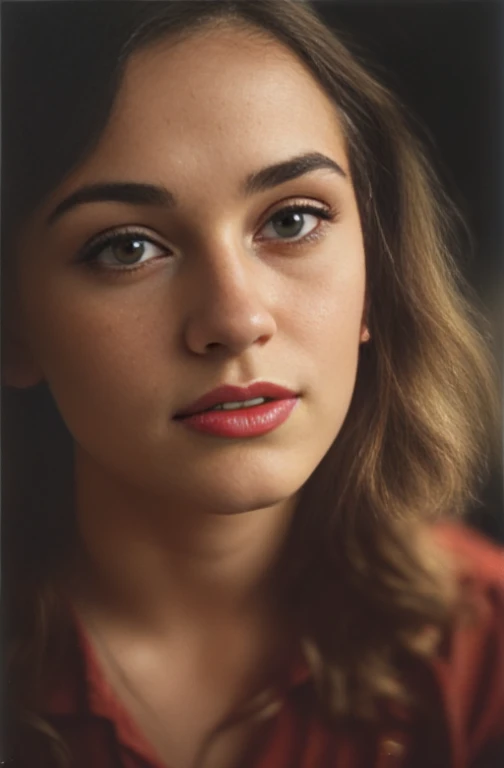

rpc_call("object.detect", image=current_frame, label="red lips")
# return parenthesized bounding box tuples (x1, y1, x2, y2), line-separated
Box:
(174, 382, 298, 418)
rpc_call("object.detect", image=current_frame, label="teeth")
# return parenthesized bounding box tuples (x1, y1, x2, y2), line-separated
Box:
(211, 397, 267, 411)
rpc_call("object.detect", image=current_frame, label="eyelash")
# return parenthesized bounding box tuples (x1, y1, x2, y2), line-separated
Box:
(76, 202, 339, 274)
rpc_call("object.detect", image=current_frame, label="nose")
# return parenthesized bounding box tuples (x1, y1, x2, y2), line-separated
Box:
(182, 239, 277, 356)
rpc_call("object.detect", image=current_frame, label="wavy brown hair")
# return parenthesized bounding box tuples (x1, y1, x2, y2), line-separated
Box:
(2, 1, 500, 765)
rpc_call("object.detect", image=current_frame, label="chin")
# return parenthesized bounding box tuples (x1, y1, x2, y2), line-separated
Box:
(216, 490, 296, 516)
(166, 465, 306, 516)
(157, 437, 333, 515)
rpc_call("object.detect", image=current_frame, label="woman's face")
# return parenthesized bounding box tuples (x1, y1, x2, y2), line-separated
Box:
(12, 26, 367, 515)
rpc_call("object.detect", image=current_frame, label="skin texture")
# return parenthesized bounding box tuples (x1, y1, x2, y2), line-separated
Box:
(8, 25, 368, 767)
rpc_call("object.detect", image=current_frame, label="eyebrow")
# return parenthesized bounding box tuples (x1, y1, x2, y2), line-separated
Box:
(46, 151, 347, 226)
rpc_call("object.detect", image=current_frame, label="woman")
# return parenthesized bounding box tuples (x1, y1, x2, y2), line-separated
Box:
(2, 1, 503, 767)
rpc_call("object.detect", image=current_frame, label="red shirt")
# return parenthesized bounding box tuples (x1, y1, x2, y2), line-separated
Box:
(41, 523, 504, 768)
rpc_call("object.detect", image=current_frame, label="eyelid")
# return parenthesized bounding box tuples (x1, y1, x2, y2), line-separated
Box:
(255, 198, 340, 243)
(75, 197, 340, 270)
(259, 197, 337, 225)
(76, 197, 337, 253)
(75, 225, 169, 263)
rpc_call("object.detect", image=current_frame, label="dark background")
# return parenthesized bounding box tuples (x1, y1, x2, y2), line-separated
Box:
(314, 0, 503, 543)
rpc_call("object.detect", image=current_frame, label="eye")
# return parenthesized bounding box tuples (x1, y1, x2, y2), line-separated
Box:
(78, 230, 168, 271)
(258, 204, 336, 243)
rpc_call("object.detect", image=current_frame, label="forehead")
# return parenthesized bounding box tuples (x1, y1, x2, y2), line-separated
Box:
(52, 25, 350, 195)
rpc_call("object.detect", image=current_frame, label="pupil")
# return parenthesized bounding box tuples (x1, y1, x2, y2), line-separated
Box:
(113, 238, 145, 263)
(273, 212, 304, 238)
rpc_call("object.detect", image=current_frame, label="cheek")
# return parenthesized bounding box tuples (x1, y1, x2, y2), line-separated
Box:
(283, 242, 366, 426)
(19, 271, 170, 426)
(285, 244, 366, 366)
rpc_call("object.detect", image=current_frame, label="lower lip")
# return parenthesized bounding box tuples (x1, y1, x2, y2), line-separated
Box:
(175, 397, 299, 438)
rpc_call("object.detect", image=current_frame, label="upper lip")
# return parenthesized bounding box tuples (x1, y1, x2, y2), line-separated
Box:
(174, 382, 299, 418)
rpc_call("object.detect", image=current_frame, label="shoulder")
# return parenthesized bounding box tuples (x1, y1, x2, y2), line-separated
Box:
(427, 522, 504, 765)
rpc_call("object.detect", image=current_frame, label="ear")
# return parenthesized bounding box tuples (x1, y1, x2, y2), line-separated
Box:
(359, 290, 371, 344)
(360, 325, 371, 343)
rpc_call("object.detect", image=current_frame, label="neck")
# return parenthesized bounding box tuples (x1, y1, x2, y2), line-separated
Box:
(65, 447, 297, 639)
